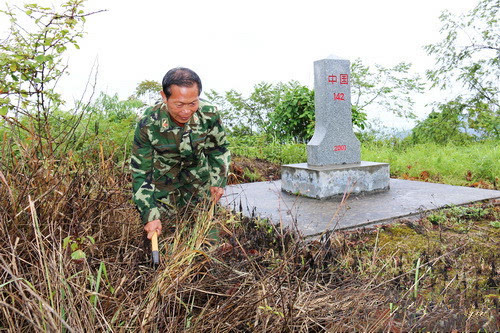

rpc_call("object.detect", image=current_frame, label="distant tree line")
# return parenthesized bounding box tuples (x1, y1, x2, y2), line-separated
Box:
(205, 58, 424, 143)
(0, 0, 497, 160)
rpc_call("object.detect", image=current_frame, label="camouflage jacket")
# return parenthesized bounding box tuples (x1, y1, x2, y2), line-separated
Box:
(131, 100, 230, 224)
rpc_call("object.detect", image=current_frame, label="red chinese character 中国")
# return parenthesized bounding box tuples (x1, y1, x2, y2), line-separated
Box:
(328, 75, 337, 84)
(340, 74, 348, 84)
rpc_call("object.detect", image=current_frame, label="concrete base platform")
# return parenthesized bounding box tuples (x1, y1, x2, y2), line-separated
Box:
(221, 179, 500, 236)
(281, 161, 390, 199)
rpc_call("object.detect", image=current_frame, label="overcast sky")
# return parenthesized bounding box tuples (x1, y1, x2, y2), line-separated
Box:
(3, 0, 479, 129)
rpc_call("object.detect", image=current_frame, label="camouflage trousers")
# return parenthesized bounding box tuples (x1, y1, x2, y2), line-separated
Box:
(156, 185, 211, 222)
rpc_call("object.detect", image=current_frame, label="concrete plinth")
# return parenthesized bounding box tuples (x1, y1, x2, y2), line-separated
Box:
(281, 161, 390, 199)
(221, 179, 500, 236)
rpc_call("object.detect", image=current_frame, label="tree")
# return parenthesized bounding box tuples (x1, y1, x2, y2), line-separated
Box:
(268, 83, 315, 142)
(267, 58, 426, 143)
(350, 59, 424, 122)
(0, 1, 104, 156)
(208, 59, 423, 142)
(410, 100, 474, 144)
(206, 82, 287, 135)
(424, 0, 499, 138)
(134, 79, 162, 106)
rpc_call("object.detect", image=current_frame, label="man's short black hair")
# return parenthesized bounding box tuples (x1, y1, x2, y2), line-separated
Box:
(162, 67, 202, 99)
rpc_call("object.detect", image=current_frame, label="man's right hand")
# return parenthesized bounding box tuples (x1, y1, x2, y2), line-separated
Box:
(144, 219, 162, 239)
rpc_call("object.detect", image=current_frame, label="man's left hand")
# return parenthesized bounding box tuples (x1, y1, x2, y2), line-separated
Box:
(210, 186, 224, 203)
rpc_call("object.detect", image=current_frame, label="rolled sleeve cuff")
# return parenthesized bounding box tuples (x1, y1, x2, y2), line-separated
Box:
(142, 207, 161, 224)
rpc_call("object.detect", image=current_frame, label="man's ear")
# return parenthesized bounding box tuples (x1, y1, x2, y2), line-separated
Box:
(160, 90, 167, 103)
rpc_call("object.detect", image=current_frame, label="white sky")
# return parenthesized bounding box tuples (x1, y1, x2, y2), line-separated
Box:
(3, 0, 479, 129)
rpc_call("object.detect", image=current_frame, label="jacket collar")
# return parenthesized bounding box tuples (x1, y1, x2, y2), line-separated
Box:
(159, 103, 201, 132)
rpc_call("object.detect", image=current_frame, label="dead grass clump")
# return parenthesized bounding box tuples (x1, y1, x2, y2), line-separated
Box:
(132, 207, 398, 332)
(0, 141, 143, 331)
(1, 137, 498, 331)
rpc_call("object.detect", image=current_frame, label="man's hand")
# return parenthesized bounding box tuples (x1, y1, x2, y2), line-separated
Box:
(144, 219, 162, 239)
(210, 186, 224, 203)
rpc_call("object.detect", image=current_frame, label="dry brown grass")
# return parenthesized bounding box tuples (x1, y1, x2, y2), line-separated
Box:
(0, 138, 498, 332)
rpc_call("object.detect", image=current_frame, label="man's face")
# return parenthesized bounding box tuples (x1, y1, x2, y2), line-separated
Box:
(161, 84, 199, 126)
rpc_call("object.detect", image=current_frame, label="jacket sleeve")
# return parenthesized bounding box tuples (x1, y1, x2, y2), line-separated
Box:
(130, 117, 161, 224)
(205, 112, 231, 188)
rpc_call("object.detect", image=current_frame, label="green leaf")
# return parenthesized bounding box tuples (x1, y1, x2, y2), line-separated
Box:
(87, 236, 95, 244)
(63, 236, 72, 249)
(35, 55, 46, 63)
(0, 106, 8, 116)
(490, 221, 500, 228)
(9, 63, 17, 72)
(71, 250, 86, 260)
(70, 242, 78, 252)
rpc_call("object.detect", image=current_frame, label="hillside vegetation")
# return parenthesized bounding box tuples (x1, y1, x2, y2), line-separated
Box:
(228, 135, 499, 189)
(0, 0, 498, 331)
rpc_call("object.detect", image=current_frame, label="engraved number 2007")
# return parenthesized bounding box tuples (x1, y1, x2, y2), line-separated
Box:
(334, 145, 347, 151)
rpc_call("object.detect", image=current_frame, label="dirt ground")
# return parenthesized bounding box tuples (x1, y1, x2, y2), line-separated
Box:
(228, 156, 281, 184)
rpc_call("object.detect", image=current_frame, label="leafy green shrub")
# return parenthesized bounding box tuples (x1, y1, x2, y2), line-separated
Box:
(267, 84, 369, 143)
(268, 84, 315, 142)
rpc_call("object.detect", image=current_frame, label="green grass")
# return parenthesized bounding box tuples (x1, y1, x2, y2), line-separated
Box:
(228, 135, 306, 165)
(229, 135, 499, 187)
(362, 140, 499, 186)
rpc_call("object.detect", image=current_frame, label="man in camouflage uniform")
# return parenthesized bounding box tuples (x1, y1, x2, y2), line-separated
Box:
(131, 67, 230, 239)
